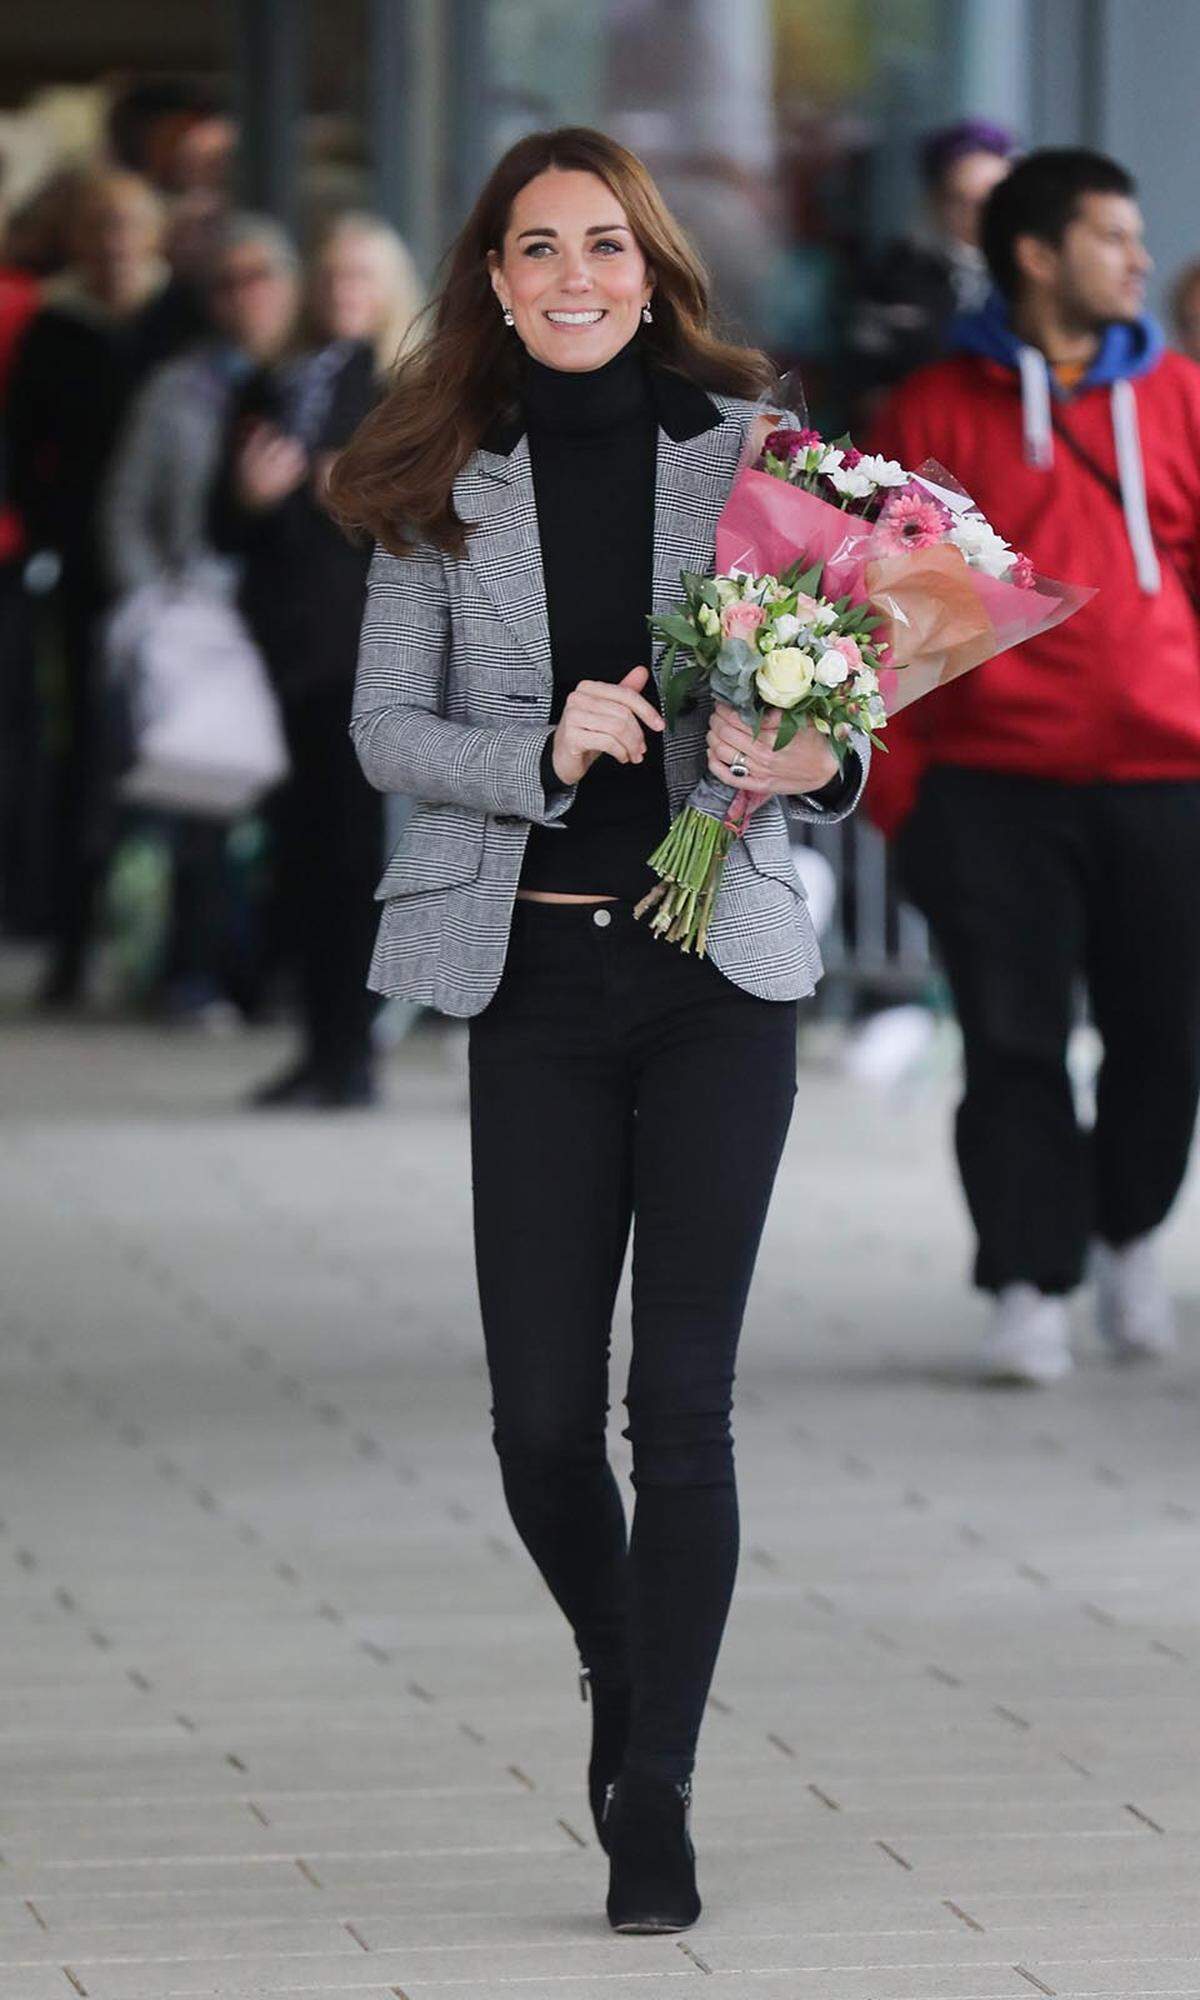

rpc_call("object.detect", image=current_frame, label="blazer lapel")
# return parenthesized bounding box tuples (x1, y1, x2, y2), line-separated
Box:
(651, 417, 747, 805)
(456, 439, 553, 682)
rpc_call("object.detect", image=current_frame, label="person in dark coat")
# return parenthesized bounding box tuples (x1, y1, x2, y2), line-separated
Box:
(846, 119, 1018, 424)
(211, 213, 423, 1107)
(6, 170, 196, 1005)
(0, 164, 41, 935)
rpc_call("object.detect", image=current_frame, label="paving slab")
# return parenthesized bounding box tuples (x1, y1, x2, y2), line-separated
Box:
(1, 999, 1199, 1993)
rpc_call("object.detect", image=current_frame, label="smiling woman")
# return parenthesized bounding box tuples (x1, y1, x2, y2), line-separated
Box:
(327, 124, 869, 1943)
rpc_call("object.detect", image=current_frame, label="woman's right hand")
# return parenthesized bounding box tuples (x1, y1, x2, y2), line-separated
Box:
(235, 422, 309, 511)
(550, 665, 665, 786)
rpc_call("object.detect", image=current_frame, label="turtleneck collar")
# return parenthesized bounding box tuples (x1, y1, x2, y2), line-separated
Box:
(520, 334, 651, 438)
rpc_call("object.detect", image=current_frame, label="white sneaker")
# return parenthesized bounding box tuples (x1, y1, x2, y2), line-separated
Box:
(1090, 1235, 1177, 1360)
(981, 1284, 1073, 1385)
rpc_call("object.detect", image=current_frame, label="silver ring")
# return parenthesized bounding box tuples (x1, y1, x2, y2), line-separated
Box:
(729, 755, 749, 779)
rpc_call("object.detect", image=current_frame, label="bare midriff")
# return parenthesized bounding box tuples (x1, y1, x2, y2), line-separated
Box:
(515, 890, 620, 904)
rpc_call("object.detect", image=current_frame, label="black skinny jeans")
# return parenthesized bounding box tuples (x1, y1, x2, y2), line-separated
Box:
(898, 766, 1200, 1294)
(468, 898, 797, 1785)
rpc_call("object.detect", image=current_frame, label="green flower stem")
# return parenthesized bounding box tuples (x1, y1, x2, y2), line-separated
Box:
(634, 806, 738, 956)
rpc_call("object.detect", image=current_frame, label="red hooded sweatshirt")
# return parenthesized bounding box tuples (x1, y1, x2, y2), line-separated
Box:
(866, 295, 1200, 835)
(0, 266, 39, 565)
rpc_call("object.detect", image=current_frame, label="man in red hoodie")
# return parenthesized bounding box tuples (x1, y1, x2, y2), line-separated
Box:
(870, 148, 1200, 1385)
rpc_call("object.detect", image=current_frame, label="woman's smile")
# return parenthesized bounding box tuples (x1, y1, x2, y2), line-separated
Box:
(545, 307, 607, 326)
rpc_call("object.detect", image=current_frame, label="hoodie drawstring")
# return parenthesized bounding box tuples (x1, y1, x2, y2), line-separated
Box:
(1110, 377, 1162, 596)
(1017, 344, 1053, 470)
(1017, 343, 1161, 596)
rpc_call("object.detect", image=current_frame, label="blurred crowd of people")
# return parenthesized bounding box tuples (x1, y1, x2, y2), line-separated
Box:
(0, 79, 424, 1106)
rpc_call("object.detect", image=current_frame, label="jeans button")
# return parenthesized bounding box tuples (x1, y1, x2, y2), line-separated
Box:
(592, 908, 612, 928)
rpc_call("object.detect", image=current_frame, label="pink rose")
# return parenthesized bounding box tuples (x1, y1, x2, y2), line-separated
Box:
(830, 634, 863, 672)
(721, 599, 767, 641)
(792, 591, 823, 622)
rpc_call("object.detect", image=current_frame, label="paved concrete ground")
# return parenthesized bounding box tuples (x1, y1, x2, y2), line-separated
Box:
(1, 996, 1199, 2000)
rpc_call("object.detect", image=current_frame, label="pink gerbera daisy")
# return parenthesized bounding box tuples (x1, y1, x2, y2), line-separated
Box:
(876, 485, 953, 555)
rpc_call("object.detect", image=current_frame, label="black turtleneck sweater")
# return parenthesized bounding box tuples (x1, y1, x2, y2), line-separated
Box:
(519, 340, 671, 902)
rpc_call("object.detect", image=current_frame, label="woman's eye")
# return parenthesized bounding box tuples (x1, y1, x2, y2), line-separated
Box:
(594, 239, 624, 254)
(523, 242, 554, 258)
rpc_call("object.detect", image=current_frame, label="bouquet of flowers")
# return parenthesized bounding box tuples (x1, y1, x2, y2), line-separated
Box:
(635, 559, 886, 953)
(636, 411, 1092, 956)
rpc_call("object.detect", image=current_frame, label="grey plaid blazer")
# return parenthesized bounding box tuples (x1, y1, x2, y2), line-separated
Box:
(350, 368, 868, 1017)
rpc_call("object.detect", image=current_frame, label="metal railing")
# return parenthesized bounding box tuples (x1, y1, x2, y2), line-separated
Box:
(792, 818, 934, 1002)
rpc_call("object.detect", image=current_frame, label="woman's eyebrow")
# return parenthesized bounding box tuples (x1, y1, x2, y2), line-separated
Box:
(515, 222, 629, 241)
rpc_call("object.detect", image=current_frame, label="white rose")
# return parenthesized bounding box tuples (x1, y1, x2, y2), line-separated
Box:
(756, 647, 815, 708)
(814, 649, 851, 688)
(828, 465, 875, 500)
(950, 512, 1012, 578)
(770, 612, 801, 644)
(855, 453, 908, 488)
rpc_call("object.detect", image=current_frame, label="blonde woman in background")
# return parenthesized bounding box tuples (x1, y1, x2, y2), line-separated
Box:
(211, 212, 424, 1107)
(309, 210, 425, 375)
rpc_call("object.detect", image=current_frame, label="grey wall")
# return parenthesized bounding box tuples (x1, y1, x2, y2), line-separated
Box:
(1089, 0, 1200, 319)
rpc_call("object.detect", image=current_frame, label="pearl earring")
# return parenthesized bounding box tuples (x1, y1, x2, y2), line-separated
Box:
(641, 302, 653, 324)
(502, 307, 514, 326)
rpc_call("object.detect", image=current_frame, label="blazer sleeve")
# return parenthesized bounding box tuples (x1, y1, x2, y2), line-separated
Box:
(349, 541, 579, 825)
(780, 731, 870, 825)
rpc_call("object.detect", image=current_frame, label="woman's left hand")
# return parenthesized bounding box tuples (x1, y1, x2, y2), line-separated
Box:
(706, 701, 840, 796)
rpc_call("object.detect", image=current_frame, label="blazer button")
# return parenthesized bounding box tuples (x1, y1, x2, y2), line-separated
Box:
(592, 908, 612, 928)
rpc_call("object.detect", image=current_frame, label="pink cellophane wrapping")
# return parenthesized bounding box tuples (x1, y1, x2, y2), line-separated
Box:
(714, 466, 1093, 719)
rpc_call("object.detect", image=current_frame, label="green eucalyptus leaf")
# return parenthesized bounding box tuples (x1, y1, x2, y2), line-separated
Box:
(663, 660, 702, 728)
(652, 611, 701, 650)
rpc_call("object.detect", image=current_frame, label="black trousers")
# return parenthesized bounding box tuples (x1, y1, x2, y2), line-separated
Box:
(277, 686, 383, 1080)
(898, 766, 1200, 1294)
(468, 899, 797, 1784)
(40, 578, 111, 997)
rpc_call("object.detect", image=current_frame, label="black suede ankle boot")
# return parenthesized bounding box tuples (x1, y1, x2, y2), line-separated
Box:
(579, 1666, 632, 1851)
(602, 1769, 701, 1933)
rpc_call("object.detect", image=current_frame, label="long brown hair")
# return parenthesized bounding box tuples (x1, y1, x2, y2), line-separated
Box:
(327, 127, 776, 556)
